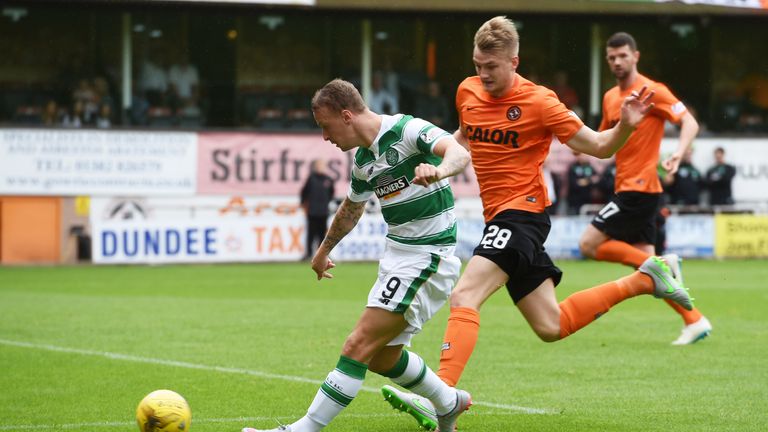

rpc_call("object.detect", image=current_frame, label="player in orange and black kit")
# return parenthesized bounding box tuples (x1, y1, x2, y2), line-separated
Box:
(579, 32, 712, 346)
(381, 18, 697, 429)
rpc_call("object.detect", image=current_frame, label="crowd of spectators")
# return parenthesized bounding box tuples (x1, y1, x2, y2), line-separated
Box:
(237, 68, 453, 131)
(3, 65, 766, 134)
(11, 76, 116, 129)
(5, 48, 204, 130)
(661, 146, 737, 207)
(565, 151, 600, 215)
(551, 146, 737, 217)
(129, 49, 203, 128)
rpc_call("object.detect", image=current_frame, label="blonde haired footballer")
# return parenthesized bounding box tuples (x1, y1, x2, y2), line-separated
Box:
(242, 78, 472, 432)
(382, 16, 695, 430)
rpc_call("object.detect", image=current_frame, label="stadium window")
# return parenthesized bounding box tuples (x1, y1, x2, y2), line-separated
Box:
(1, 2, 765, 135)
(0, 4, 121, 127)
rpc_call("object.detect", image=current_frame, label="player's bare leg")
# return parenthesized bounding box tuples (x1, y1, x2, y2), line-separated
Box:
(516, 278, 561, 342)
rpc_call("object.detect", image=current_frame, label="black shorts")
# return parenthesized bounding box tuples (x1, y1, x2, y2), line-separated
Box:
(473, 209, 562, 304)
(590, 192, 661, 245)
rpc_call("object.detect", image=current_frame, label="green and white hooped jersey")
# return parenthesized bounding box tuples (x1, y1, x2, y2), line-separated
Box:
(348, 114, 456, 253)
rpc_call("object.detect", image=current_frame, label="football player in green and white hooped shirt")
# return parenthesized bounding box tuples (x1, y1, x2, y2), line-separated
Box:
(242, 79, 472, 432)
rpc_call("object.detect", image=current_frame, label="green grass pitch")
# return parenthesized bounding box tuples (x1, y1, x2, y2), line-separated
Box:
(1, 259, 766, 431)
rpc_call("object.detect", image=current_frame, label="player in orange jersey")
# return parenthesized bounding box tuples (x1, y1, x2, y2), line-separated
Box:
(578, 32, 712, 346)
(382, 17, 695, 429)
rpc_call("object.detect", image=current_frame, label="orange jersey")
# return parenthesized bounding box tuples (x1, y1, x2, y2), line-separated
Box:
(600, 74, 687, 193)
(457, 75, 583, 221)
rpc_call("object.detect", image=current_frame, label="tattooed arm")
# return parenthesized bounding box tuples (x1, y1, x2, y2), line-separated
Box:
(310, 197, 367, 280)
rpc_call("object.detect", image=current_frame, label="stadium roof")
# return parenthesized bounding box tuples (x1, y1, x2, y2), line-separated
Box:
(315, 0, 768, 15)
(73, 0, 768, 15)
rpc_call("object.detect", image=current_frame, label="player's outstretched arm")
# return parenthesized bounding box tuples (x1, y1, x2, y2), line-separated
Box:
(662, 111, 700, 175)
(566, 85, 654, 158)
(413, 136, 471, 187)
(311, 198, 366, 280)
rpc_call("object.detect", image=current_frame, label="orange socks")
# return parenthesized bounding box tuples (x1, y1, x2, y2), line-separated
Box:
(437, 307, 480, 387)
(595, 240, 703, 325)
(595, 240, 649, 267)
(559, 272, 653, 339)
(664, 299, 703, 325)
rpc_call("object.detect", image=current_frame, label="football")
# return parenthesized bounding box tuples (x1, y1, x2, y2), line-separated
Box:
(136, 389, 192, 432)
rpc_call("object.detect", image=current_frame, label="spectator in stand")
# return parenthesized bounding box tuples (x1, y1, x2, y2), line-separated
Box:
(381, 60, 400, 103)
(705, 147, 737, 205)
(93, 77, 116, 117)
(178, 98, 202, 118)
(597, 160, 617, 203)
(129, 83, 151, 126)
(139, 49, 169, 106)
(95, 103, 112, 129)
(597, 161, 616, 203)
(300, 159, 335, 261)
(414, 80, 450, 129)
(369, 71, 399, 115)
(663, 146, 702, 206)
(566, 151, 599, 215)
(72, 79, 99, 124)
(61, 100, 85, 128)
(169, 53, 200, 113)
(41, 100, 61, 126)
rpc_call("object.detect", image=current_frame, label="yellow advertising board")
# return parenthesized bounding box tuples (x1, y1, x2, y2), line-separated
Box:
(715, 214, 768, 258)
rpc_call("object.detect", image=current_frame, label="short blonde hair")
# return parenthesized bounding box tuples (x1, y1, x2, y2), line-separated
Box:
(311, 79, 367, 114)
(474, 16, 519, 57)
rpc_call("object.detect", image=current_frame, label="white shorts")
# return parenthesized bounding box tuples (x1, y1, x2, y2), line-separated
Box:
(366, 242, 461, 346)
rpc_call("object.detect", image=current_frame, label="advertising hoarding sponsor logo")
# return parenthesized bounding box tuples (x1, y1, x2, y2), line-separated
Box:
(90, 196, 384, 264)
(197, 132, 482, 198)
(715, 214, 768, 258)
(0, 129, 197, 196)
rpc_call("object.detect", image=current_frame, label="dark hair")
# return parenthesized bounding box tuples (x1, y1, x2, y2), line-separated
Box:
(311, 79, 367, 114)
(607, 32, 637, 51)
(715, 147, 725, 154)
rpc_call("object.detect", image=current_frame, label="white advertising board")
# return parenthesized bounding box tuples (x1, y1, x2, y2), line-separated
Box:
(92, 217, 305, 264)
(90, 196, 386, 264)
(0, 129, 197, 196)
(664, 215, 715, 257)
(90, 193, 716, 263)
(544, 216, 593, 259)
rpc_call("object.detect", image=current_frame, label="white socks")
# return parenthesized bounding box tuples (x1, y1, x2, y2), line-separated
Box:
(385, 350, 457, 415)
(290, 356, 367, 431)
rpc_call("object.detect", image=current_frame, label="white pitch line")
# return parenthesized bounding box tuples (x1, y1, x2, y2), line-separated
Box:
(0, 414, 390, 431)
(0, 411, 530, 431)
(0, 338, 557, 418)
(0, 421, 128, 431)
